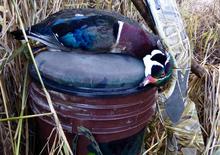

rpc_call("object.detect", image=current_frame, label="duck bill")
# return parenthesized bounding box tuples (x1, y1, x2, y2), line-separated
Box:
(142, 76, 157, 86)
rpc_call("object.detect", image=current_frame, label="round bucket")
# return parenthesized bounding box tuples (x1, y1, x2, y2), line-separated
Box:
(29, 82, 156, 155)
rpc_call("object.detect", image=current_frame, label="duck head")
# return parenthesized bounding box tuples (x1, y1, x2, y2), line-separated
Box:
(141, 49, 174, 87)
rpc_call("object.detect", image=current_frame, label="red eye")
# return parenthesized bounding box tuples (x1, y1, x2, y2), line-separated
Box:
(161, 72, 165, 77)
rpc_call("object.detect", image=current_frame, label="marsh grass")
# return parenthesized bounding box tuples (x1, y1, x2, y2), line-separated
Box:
(0, 0, 219, 155)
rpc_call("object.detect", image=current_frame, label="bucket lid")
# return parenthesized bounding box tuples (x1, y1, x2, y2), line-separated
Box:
(29, 50, 146, 96)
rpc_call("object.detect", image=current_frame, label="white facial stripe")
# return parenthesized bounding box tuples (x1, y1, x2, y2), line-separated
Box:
(116, 21, 124, 44)
(152, 61, 164, 67)
(143, 55, 163, 68)
(143, 53, 165, 77)
(151, 49, 164, 56)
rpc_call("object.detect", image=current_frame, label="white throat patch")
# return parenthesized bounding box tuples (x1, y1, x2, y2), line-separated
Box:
(143, 50, 164, 77)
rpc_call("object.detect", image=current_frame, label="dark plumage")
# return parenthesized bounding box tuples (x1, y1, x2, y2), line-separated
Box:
(11, 8, 174, 87)
(11, 8, 159, 58)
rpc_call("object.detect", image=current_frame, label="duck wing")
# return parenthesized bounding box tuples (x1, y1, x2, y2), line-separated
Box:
(51, 14, 118, 51)
(11, 8, 141, 52)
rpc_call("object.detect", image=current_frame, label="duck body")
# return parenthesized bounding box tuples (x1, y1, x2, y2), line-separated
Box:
(12, 8, 174, 87)
(12, 8, 159, 58)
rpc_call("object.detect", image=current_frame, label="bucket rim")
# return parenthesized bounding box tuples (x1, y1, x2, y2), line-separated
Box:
(30, 79, 155, 97)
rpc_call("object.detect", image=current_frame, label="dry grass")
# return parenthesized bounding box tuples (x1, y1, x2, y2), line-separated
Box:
(0, 0, 219, 155)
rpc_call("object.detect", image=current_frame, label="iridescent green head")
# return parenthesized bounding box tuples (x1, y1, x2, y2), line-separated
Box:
(142, 50, 174, 86)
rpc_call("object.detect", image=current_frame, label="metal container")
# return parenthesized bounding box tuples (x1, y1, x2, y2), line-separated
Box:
(29, 82, 156, 155)
(28, 48, 157, 155)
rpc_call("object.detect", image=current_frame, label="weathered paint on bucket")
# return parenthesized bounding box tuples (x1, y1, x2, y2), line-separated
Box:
(29, 82, 156, 155)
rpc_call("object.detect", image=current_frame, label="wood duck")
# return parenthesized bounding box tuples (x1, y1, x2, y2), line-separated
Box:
(11, 8, 160, 58)
(141, 49, 174, 86)
(12, 8, 173, 87)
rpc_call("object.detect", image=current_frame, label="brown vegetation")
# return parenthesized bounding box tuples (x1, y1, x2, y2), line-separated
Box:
(0, 0, 219, 154)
